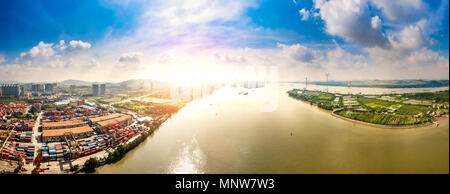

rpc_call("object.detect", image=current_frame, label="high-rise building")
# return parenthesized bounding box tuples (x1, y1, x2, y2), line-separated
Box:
(100, 84, 106, 95)
(20, 86, 25, 96)
(44, 83, 57, 92)
(1, 84, 21, 97)
(31, 84, 44, 92)
(92, 84, 99, 96)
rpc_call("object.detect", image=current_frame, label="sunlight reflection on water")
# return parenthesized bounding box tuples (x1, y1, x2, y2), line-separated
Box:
(167, 138, 206, 174)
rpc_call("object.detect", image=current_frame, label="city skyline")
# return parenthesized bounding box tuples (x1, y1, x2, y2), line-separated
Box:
(0, 0, 449, 83)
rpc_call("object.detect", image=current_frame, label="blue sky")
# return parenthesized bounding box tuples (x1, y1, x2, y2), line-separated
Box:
(0, 0, 448, 82)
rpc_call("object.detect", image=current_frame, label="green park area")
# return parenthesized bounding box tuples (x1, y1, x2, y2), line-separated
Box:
(113, 100, 185, 117)
(288, 89, 449, 126)
(287, 89, 337, 110)
(334, 110, 432, 125)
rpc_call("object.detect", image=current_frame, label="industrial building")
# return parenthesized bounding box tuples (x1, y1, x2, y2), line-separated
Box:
(42, 125, 94, 142)
(42, 119, 86, 130)
(89, 114, 133, 131)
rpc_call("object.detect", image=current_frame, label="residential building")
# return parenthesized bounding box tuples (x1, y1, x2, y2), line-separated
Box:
(100, 84, 106, 95)
(1, 84, 21, 97)
(92, 84, 99, 96)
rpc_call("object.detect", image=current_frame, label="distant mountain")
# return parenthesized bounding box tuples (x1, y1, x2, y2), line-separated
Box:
(59, 79, 93, 86)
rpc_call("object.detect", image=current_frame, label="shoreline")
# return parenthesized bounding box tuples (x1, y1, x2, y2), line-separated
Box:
(75, 116, 167, 174)
(290, 96, 441, 129)
(330, 111, 436, 129)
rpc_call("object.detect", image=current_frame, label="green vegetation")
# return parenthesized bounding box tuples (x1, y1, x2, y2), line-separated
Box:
(82, 157, 100, 173)
(335, 109, 431, 125)
(70, 164, 80, 172)
(401, 90, 449, 104)
(106, 131, 150, 164)
(0, 97, 20, 103)
(114, 100, 184, 117)
(41, 104, 54, 110)
(288, 88, 448, 127)
(7, 114, 36, 120)
(396, 104, 431, 115)
(287, 89, 338, 111)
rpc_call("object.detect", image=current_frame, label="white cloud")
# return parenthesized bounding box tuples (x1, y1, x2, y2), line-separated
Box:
(370, 0, 428, 23)
(277, 43, 315, 63)
(152, 0, 256, 26)
(299, 8, 310, 21)
(371, 16, 381, 31)
(17, 40, 92, 63)
(67, 40, 92, 51)
(316, 0, 390, 48)
(118, 52, 142, 64)
(55, 40, 67, 51)
(389, 21, 429, 52)
(215, 53, 247, 64)
(313, 0, 327, 9)
(19, 41, 55, 61)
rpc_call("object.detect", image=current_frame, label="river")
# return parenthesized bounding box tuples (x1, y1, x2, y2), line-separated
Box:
(95, 84, 449, 174)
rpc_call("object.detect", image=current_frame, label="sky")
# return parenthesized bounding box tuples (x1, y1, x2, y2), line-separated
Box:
(0, 0, 448, 83)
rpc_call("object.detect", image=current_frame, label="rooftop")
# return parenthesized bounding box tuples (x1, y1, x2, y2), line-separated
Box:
(97, 115, 132, 127)
(89, 113, 122, 123)
(42, 119, 85, 128)
(42, 125, 93, 137)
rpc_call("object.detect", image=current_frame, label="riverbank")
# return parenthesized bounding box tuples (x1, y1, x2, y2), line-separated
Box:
(330, 110, 436, 129)
(288, 89, 447, 129)
(290, 94, 440, 129)
(75, 116, 169, 174)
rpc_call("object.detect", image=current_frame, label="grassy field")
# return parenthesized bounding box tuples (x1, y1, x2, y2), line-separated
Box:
(396, 104, 431, 115)
(114, 100, 184, 117)
(288, 89, 447, 126)
(335, 110, 431, 125)
(357, 97, 432, 115)
(288, 89, 337, 110)
(401, 90, 449, 104)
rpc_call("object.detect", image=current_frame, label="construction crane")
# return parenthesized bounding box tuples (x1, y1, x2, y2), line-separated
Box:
(63, 135, 73, 160)
(32, 151, 43, 174)
(13, 152, 24, 174)
(64, 132, 81, 158)
(0, 126, 14, 153)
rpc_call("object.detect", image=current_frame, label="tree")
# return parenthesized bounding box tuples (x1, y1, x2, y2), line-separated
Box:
(83, 157, 100, 172)
(70, 164, 80, 172)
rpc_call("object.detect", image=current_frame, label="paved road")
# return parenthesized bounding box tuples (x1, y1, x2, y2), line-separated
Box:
(32, 112, 43, 146)
(20, 111, 42, 173)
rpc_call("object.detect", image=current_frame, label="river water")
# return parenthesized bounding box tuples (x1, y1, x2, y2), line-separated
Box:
(95, 84, 449, 174)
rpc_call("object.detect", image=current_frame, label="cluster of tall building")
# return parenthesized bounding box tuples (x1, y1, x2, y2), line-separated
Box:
(92, 84, 106, 96)
(1, 83, 57, 97)
(30, 83, 56, 92)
